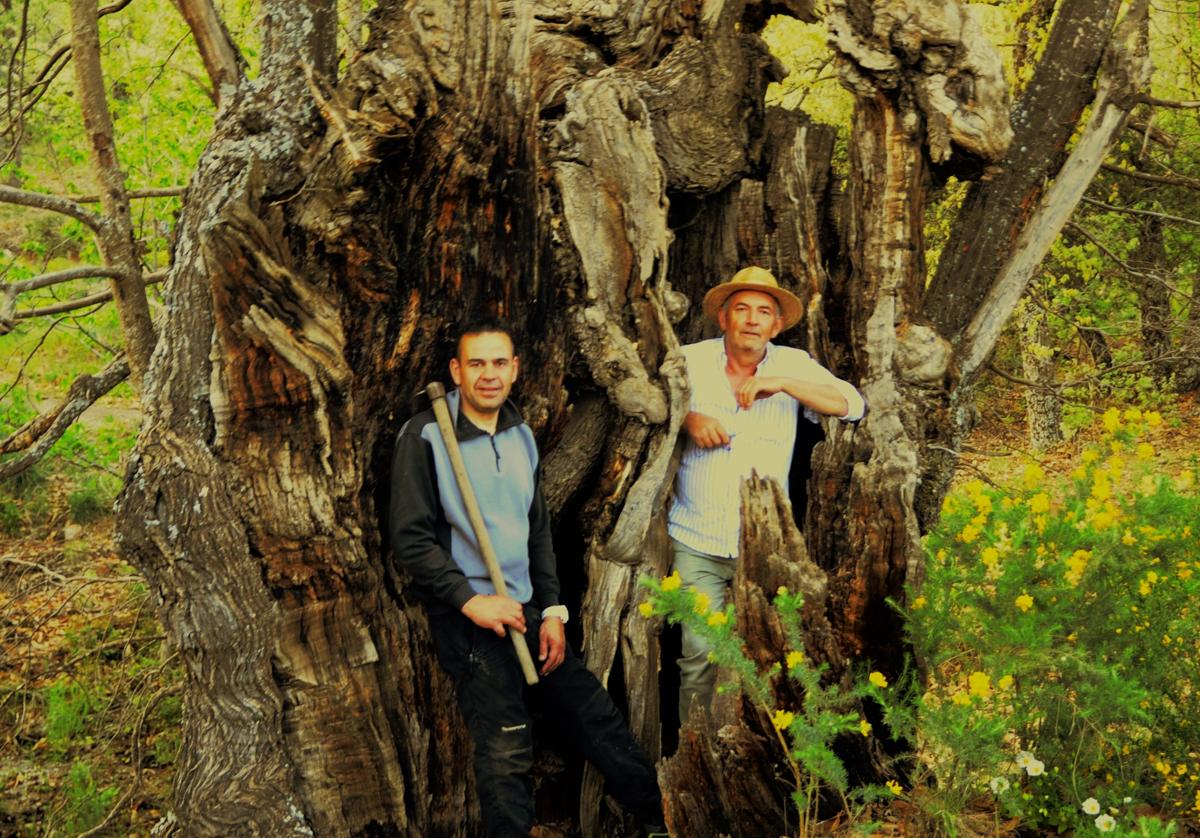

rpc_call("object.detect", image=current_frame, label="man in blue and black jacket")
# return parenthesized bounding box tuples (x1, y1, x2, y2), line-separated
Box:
(389, 317, 662, 838)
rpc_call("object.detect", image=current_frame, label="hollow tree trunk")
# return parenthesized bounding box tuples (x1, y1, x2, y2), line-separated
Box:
(112, 0, 1147, 833)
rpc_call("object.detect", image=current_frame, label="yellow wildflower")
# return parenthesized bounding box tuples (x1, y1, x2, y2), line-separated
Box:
(1122, 530, 1137, 546)
(693, 592, 711, 614)
(707, 611, 728, 627)
(1102, 408, 1121, 433)
(1091, 477, 1112, 501)
(786, 650, 806, 670)
(911, 596, 927, 611)
(1022, 462, 1045, 490)
(661, 572, 682, 592)
(1029, 493, 1050, 514)
(998, 674, 1014, 691)
(1015, 593, 1034, 612)
(1065, 549, 1091, 586)
(1082, 448, 1100, 464)
(859, 719, 872, 737)
(886, 780, 902, 796)
(1145, 411, 1163, 427)
(869, 671, 889, 689)
(1123, 407, 1143, 422)
(1136, 442, 1155, 460)
(638, 602, 654, 618)
(951, 692, 972, 705)
(981, 547, 1000, 568)
(959, 524, 980, 544)
(968, 671, 992, 698)
(771, 709, 795, 731)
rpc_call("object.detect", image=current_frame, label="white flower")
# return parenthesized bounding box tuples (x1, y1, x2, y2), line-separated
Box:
(1015, 750, 1035, 769)
(1025, 759, 1045, 777)
(1082, 798, 1101, 815)
(989, 777, 1010, 794)
(1095, 814, 1116, 832)
(1123, 797, 1132, 804)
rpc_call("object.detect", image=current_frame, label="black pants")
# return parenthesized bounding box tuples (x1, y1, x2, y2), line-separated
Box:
(429, 605, 661, 838)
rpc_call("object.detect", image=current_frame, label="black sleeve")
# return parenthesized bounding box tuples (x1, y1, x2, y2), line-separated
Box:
(389, 425, 477, 611)
(527, 465, 560, 610)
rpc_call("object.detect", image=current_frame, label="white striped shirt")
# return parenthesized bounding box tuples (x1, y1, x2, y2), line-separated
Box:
(668, 338, 864, 558)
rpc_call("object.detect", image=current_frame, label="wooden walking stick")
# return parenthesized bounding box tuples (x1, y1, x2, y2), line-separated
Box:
(425, 382, 540, 685)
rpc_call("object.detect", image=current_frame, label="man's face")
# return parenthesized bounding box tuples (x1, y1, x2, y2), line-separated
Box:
(450, 331, 519, 419)
(718, 289, 783, 357)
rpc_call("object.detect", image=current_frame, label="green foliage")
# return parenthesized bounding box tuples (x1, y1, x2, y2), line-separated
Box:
(909, 411, 1198, 834)
(67, 473, 120, 524)
(44, 680, 99, 757)
(62, 760, 119, 833)
(640, 576, 894, 832)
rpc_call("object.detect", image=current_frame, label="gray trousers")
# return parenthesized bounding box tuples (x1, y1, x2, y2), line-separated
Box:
(671, 537, 736, 723)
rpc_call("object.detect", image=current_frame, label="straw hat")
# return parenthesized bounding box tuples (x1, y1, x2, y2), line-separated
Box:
(702, 266, 803, 331)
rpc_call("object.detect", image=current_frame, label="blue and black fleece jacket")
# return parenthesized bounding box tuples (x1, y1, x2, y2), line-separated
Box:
(389, 389, 560, 613)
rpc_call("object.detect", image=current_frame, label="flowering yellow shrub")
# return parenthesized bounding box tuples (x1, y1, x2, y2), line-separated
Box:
(911, 415, 1199, 834)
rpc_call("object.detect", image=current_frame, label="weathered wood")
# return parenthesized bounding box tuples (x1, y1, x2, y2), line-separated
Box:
(659, 475, 839, 837)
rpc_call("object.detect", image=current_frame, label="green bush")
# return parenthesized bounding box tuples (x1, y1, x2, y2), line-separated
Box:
(67, 473, 119, 524)
(908, 408, 1198, 834)
(44, 680, 98, 756)
(62, 760, 119, 833)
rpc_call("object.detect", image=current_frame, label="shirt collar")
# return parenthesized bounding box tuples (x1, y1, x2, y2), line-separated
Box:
(719, 338, 774, 369)
(448, 390, 525, 440)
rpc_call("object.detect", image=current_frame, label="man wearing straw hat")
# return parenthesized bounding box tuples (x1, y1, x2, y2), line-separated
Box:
(670, 267, 865, 722)
(390, 316, 662, 837)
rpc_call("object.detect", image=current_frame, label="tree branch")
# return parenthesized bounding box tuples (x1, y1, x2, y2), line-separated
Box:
(1100, 162, 1200, 191)
(0, 356, 130, 479)
(1079, 195, 1200, 228)
(71, 186, 187, 203)
(172, 0, 245, 104)
(5, 265, 126, 295)
(955, 0, 1152, 381)
(1135, 93, 1200, 109)
(6, 271, 165, 324)
(0, 184, 104, 232)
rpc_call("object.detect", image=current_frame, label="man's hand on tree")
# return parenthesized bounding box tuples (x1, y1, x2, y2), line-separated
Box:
(684, 411, 731, 448)
(538, 617, 566, 675)
(462, 594, 526, 637)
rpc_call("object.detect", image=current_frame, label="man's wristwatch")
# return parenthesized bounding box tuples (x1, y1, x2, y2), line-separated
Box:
(541, 605, 569, 624)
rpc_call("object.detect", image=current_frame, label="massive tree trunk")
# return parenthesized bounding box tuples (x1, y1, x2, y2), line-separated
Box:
(113, 0, 1147, 834)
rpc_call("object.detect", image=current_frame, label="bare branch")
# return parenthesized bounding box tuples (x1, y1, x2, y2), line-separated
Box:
(1100, 162, 1200, 191)
(0, 357, 130, 479)
(1079, 195, 1200, 228)
(71, 186, 187, 203)
(7, 271, 165, 323)
(0, 184, 105, 231)
(1135, 93, 1200, 109)
(98, 0, 135, 14)
(5, 265, 126, 294)
(172, 0, 245, 104)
